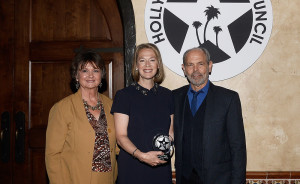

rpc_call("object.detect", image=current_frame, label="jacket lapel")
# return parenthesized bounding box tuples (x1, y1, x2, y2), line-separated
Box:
(72, 89, 95, 136)
(178, 85, 189, 145)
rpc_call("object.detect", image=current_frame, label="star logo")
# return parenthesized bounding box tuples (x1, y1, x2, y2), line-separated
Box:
(145, 0, 273, 81)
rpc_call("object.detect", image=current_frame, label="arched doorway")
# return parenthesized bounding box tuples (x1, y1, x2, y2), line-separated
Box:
(0, 0, 135, 183)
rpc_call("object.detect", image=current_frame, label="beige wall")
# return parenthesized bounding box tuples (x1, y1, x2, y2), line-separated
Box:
(132, 0, 300, 171)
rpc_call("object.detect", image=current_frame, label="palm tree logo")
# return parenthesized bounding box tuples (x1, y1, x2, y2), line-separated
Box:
(192, 5, 229, 63)
(204, 5, 220, 42)
(213, 26, 222, 48)
(192, 21, 202, 46)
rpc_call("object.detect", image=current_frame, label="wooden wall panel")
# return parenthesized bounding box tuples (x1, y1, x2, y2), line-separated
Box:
(30, 61, 73, 129)
(30, 0, 112, 41)
(31, 149, 48, 183)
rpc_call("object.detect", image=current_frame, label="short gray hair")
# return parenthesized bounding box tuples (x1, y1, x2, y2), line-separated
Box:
(182, 47, 211, 65)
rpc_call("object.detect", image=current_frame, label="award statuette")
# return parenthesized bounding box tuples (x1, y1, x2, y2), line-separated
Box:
(152, 134, 174, 161)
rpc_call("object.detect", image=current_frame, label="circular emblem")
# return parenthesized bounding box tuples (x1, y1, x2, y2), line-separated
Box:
(153, 134, 174, 161)
(145, 0, 273, 81)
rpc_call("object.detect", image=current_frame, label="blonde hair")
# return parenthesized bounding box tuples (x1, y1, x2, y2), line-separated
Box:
(131, 43, 165, 84)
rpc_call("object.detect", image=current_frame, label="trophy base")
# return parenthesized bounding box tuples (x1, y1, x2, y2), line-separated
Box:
(158, 154, 169, 161)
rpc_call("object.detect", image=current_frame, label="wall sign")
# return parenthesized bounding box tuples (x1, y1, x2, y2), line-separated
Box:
(145, 0, 273, 81)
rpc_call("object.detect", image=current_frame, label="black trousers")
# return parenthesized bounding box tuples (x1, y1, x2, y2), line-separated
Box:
(181, 168, 203, 184)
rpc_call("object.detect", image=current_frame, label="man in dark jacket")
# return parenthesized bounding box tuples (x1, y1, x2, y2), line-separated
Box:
(173, 47, 246, 184)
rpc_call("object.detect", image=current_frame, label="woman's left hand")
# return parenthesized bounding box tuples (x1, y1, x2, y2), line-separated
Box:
(135, 150, 167, 167)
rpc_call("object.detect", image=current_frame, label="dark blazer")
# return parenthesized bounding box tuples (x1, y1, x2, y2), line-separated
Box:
(173, 82, 246, 184)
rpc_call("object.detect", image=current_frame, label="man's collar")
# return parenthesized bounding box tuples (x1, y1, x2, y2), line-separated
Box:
(189, 80, 210, 93)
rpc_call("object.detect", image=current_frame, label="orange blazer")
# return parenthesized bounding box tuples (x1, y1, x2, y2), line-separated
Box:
(45, 89, 118, 184)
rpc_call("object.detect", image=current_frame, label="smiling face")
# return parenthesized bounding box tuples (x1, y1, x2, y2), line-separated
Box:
(77, 62, 102, 90)
(136, 48, 159, 82)
(182, 49, 212, 90)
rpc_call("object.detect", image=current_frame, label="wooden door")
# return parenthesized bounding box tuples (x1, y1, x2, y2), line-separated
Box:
(0, 0, 124, 183)
(0, 0, 14, 183)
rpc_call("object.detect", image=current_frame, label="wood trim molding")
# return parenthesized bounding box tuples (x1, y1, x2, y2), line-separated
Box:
(171, 171, 300, 183)
(246, 171, 300, 179)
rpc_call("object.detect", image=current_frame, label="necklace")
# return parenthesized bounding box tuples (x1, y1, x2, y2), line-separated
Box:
(132, 82, 158, 96)
(83, 98, 101, 111)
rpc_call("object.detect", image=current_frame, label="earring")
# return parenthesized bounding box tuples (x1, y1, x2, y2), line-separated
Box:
(135, 68, 138, 71)
(99, 82, 102, 88)
(75, 80, 80, 89)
